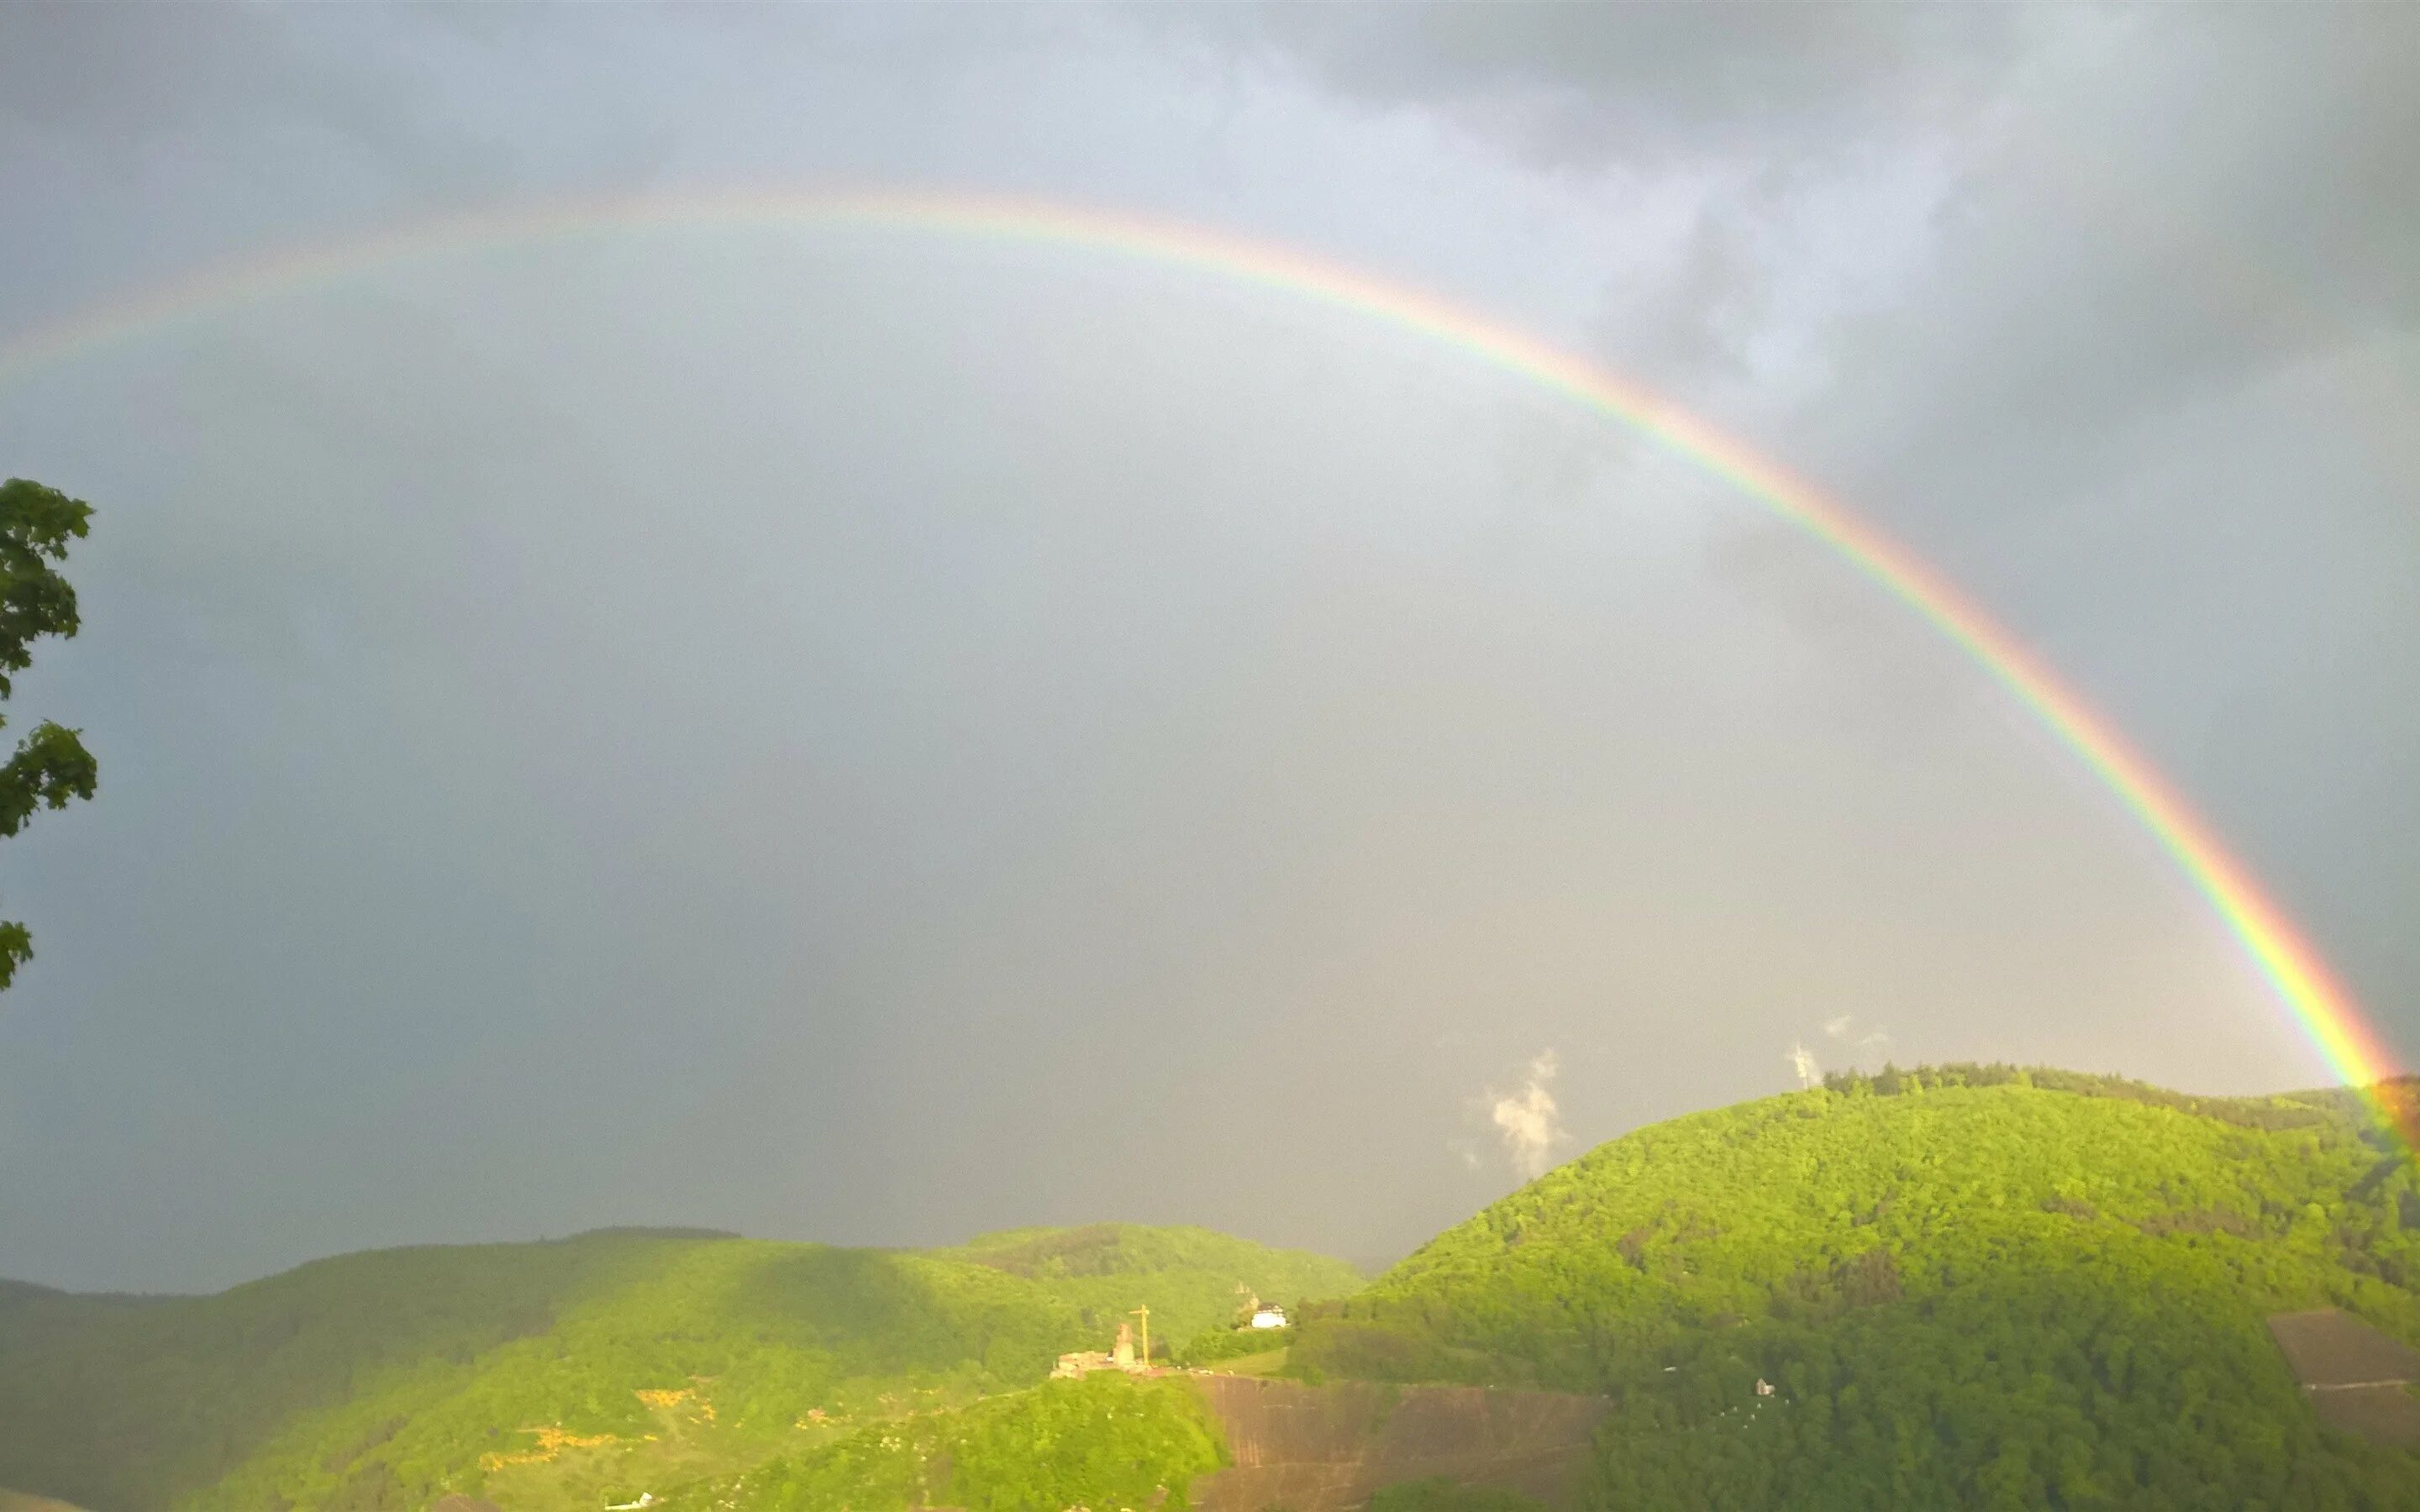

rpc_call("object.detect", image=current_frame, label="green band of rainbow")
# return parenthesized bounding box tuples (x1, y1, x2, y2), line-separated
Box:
(2, 188, 2405, 1140)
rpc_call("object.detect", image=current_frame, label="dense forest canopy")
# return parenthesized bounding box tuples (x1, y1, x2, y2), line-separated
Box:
(1292, 1068, 2420, 1509)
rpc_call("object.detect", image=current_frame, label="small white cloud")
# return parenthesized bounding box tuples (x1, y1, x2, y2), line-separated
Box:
(1486, 1051, 1568, 1179)
(1823, 1015, 1854, 1041)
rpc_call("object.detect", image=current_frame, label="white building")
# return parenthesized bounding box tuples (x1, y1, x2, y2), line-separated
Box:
(1249, 1304, 1288, 1330)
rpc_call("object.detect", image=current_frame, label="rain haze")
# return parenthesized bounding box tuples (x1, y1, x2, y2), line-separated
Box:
(2, 6, 2415, 1295)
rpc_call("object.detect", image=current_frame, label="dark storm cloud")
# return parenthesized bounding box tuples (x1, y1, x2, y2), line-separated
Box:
(1223, 4, 2420, 430)
(1175, 3, 2053, 386)
(0, 4, 281, 139)
(1221, 3, 2420, 1033)
(0, 4, 534, 197)
(1210, 4, 2042, 160)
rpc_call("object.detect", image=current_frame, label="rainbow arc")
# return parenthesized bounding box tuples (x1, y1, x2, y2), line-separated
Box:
(1, 188, 2405, 1144)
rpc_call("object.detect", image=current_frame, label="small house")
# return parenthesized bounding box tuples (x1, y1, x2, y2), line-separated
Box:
(1249, 1304, 1288, 1330)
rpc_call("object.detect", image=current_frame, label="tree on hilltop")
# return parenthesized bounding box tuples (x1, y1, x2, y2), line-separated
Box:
(0, 478, 97, 991)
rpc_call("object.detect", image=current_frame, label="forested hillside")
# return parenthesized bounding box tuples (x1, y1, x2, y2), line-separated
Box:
(1292, 1068, 2420, 1509)
(12, 1072, 2420, 1512)
(0, 1224, 1356, 1512)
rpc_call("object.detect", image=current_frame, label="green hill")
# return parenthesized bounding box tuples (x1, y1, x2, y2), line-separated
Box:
(1292, 1066, 2420, 1510)
(0, 1224, 1359, 1512)
(934, 1221, 1360, 1348)
(14, 1070, 2420, 1512)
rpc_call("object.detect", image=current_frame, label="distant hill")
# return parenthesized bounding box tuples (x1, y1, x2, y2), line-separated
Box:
(1292, 1066, 2420, 1509)
(935, 1222, 1364, 1347)
(0, 1224, 1360, 1512)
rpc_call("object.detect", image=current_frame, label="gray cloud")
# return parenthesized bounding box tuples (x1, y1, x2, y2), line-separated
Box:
(1199, 5, 2048, 164)
(1229, 4, 2420, 1030)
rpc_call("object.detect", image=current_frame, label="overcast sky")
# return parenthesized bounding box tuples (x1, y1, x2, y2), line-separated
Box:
(2, 5, 2414, 1294)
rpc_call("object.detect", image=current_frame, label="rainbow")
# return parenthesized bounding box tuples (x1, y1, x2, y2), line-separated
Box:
(1, 187, 2406, 1140)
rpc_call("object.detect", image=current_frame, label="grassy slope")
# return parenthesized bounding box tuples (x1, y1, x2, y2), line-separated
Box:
(0, 1225, 1360, 1512)
(1292, 1068, 2420, 1510)
(656, 1373, 1226, 1512)
(0, 1231, 697, 1509)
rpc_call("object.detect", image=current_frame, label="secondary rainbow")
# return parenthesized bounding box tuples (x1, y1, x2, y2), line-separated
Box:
(2, 187, 2405, 1140)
